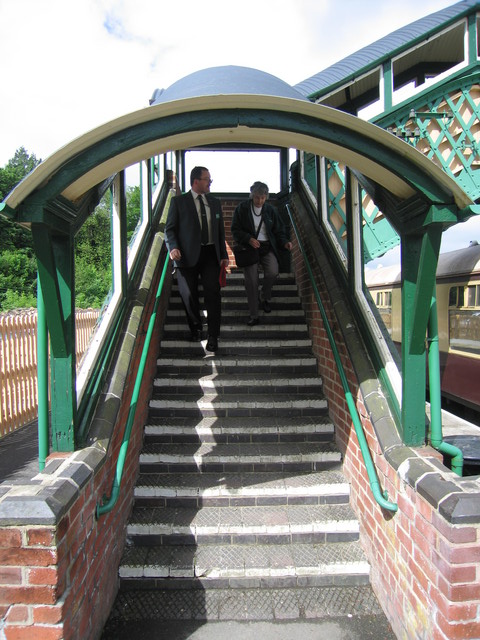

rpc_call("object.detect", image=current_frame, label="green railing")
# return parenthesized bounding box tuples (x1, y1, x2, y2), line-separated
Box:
(286, 204, 398, 513)
(96, 252, 170, 518)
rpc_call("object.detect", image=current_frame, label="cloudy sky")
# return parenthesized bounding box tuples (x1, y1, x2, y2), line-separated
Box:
(1, 0, 477, 257)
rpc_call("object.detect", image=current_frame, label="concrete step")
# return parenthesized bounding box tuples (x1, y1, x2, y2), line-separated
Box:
(152, 374, 324, 396)
(171, 284, 300, 297)
(156, 354, 319, 375)
(166, 308, 307, 324)
(144, 416, 334, 444)
(139, 442, 341, 474)
(119, 540, 369, 583)
(133, 470, 350, 506)
(102, 585, 390, 629)
(158, 339, 314, 356)
(126, 503, 360, 545)
(148, 393, 328, 419)
(167, 296, 304, 311)
(163, 323, 310, 339)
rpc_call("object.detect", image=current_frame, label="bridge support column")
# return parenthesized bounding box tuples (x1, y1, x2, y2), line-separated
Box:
(400, 224, 442, 445)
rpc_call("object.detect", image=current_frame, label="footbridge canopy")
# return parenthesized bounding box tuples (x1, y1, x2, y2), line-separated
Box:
(1, 64, 473, 231)
(0, 63, 476, 451)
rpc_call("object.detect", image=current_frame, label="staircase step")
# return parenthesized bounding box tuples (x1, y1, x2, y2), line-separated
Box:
(134, 470, 350, 506)
(119, 540, 369, 582)
(126, 503, 359, 544)
(166, 308, 306, 323)
(139, 442, 340, 473)
(156, 355, 319, 375)
(152, 374, 323, 395)
(103, 584, 386, 627)
(144, 416, 334, 444)
(163, 323, 310, 339)
(158, 338, 313, 356)
(149, 394, 328, 419)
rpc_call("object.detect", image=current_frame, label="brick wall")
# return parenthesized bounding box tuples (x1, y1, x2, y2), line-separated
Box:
(289, 195, 480, 640)
(0, 238, 170, 639)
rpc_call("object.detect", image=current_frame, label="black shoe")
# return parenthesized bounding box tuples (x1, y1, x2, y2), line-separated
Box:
(262, 299, 271, 313)
(247, 317, 259, 326)
(190, 328, 202, 342)
(206, 335, 218, 352)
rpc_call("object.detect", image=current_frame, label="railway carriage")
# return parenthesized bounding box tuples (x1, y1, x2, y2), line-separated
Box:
(366, 243, 480, 416)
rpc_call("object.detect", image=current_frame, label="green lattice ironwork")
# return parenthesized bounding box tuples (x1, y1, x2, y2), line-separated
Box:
(379, 78, 480, 201)
(303, 152, 399, 264)
(305, 80, 480, 265)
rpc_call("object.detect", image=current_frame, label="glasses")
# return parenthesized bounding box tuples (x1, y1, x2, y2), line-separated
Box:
(199, 177, 213, 184)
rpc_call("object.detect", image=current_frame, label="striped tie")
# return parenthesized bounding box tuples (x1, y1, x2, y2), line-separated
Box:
(198, 196, 209, 245)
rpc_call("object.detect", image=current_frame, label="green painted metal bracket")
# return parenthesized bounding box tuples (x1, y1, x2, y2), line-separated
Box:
(0, 202, 16, 219)
(31, 224, 68, 356)
(407, 223, 443, 355)
(400, 222, 442, 445)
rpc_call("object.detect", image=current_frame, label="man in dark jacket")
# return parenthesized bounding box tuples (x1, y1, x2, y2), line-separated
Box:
(165, 166, 229, 352)
(231, 181, 292, 325)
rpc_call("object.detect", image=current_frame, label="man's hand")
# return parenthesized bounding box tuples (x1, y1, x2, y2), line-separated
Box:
(170, 248, 181, 261)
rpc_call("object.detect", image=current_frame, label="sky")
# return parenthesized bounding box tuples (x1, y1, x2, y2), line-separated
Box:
(1, 0, 477, 260)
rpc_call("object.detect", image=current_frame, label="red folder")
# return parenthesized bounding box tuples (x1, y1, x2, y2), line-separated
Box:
(219, 264, 227, 287)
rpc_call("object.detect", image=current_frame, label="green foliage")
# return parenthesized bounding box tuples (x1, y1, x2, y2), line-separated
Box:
(0, 148, 144, 311)
(0, 146, 40, 201)
(0, 148, 40, 311)
(0, 249, 37, 311)
(0, 147, 40, 256)
(75, 191, 112, 309)
(74, 185, 142, 309)
(127, 185, 141, 241)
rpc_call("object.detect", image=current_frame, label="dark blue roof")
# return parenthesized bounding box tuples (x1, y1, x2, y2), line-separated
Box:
(294, 0, 480, 99)
(150, 65, 309, 105)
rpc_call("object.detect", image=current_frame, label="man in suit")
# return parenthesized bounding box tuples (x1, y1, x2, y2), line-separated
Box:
(165, 166, 229, 352)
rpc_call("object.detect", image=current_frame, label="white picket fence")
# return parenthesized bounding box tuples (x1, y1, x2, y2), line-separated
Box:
(0, 308, 100, 437)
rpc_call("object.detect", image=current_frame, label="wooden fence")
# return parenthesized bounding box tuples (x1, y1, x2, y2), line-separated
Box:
(0, 308, 101, 438)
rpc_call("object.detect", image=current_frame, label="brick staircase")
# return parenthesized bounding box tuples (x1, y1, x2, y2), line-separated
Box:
(102, 271, 387, 633)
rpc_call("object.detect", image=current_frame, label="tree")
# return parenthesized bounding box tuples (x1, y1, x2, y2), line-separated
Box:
(0, 148, 40, 254)
(0, 148, 40, 311)
(0, 150, 144, 311)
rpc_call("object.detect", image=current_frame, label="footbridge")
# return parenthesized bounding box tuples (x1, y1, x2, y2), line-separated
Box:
(1, 2, 480, 639)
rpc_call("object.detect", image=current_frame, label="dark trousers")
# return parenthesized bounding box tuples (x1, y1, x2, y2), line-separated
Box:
(176, 245, 221, 337)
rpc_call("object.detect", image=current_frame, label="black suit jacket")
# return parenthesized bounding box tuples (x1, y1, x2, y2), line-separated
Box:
(165, 191, 228, 268)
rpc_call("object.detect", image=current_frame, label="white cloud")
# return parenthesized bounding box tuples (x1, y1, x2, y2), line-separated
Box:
(0, 0, 455, 166)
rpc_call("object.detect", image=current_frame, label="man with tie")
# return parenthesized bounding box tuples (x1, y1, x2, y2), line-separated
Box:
(165, 166, 229, 352)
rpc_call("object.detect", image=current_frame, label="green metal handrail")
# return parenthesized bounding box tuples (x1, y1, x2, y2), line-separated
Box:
(96, 253, 170, 518)
(286, 205, 398, 513)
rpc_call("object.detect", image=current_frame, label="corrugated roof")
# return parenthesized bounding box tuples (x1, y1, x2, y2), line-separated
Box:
(294, 0, 480, 100)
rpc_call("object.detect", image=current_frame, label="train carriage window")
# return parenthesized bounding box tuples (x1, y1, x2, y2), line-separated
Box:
(448, 284, 480, 356)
